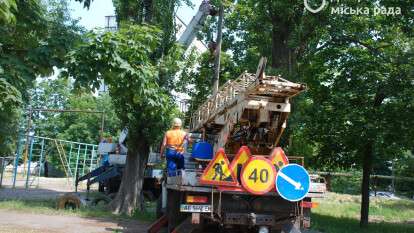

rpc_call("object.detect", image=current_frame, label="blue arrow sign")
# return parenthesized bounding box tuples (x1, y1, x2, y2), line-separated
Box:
(275, 164, 310, 201)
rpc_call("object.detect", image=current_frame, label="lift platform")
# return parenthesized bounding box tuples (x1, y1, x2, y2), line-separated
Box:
(190, 58, 307, 153)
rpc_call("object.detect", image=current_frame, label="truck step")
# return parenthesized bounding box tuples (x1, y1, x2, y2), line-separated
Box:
(172, 216, 199, 233)
(147, 215, 168, 233)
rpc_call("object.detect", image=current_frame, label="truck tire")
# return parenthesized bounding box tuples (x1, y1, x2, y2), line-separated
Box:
(98, 182, 105, 193)
(57, 193, 81, 210)
(167, 190, 186, 232)
(107, 177, 121, 194)
(281, 222, 301, 233)
(92, 193, 112, 206)
(156, 196, 163, 219)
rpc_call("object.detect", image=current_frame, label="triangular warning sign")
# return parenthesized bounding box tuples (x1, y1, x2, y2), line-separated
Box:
(200, 148, 238, 186)
(269, 147, 289, 172)
(229, 146, 251, 183)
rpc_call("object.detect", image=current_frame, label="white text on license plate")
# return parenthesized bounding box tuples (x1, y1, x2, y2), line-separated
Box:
(180, 204, 211, 213)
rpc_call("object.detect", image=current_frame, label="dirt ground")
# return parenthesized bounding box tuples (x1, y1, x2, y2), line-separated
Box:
(0, 176, 149, 233)
(0, 176, 96, 200)
(0, 210, 148, 233)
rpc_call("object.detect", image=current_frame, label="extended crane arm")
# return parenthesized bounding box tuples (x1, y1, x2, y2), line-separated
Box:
(177, 0, 216, 49)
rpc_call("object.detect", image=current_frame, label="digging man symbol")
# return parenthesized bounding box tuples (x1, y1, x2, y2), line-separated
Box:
(212, 161, 225, 181)
(212, 160, 233, 181)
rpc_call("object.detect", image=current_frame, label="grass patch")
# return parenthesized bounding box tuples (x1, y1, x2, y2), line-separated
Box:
(311, 192, 414, 233)
(3, 192, 413, 232)
(312, 214, 414, 233)
(132, 202, 156, 222)
(0, 198, 156, 222)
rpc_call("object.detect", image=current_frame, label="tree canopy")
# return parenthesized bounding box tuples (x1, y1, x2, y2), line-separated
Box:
(0, 0, 83, 155)
(30, 78, 120, 144)
(0, 0, 17, 24)
(69, 0, 193, 215)
(65, 25, 183, 146)
(64, 23, 184, 214)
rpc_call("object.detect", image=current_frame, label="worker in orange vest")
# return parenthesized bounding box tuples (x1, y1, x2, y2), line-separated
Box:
(160, 118, 190, 176)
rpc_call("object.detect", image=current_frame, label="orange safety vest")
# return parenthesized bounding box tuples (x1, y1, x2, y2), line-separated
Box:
(166, 129, 187, 152)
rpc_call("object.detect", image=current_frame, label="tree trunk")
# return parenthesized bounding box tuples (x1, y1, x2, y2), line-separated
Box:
(143, 0, 153, 23)
(270, 19, 295, 72)
(360, 142, 373, 227)
(110, 137, 149, 215)
(360, 87, 384, 226)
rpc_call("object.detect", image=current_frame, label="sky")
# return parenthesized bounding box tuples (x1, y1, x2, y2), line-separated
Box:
(69, 0, 203, 30)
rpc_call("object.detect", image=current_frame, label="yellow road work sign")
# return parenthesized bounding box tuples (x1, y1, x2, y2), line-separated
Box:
(269, 147, 289, 172)
(241, 156, 276, 195)
(200, 148, 238, 186)
(229, 146, 251, 180)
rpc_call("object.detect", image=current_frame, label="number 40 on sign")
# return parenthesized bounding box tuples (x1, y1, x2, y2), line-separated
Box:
(240, 157, 276, 195)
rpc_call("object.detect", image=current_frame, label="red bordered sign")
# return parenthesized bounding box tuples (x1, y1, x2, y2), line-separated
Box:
(199, 148, 238, 186)
(229, 146, 251, 180)
(240, 156, 276, 195)
(269, 147, 289, 172)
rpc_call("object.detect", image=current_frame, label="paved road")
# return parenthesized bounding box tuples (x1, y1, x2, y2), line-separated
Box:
(0, 210, 149, 233)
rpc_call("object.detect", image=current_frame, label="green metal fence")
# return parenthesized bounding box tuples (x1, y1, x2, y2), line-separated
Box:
(11, 135, 99, 189)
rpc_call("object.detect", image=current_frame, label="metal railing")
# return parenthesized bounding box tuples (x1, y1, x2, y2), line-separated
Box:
(9, 135, 98, 190)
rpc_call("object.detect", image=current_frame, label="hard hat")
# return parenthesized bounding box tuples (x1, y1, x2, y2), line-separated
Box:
(172, 118, 182, 127)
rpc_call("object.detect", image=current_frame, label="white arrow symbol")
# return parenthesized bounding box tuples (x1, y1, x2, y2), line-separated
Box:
(278, 172, 303, 190)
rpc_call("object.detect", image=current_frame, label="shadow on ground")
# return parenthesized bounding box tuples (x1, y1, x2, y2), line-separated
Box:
(311, 213, 414, 233)
(0, 187, 152, 233)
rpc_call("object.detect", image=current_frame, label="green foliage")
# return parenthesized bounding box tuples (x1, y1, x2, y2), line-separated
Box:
(72, 0, 191, 214)
(1, 0, 82, 101)
(220, 0, 329, 74)
(394, 151, 414, 197)
(64, 24, 184, 148)
(30, 78, 120, 144)
(330, 175, 363, 195)
(112, 0, 191, 54)
(300, 2, 414, 169)
(74, 0, 192, 55)
(0, 0, 17, 24)
(178, 50, 238, 124)
(0, 107, 21, 155)
(0, 77, 22, 110)
(0, 0, 82, 155)
(312, 193, 414, 233)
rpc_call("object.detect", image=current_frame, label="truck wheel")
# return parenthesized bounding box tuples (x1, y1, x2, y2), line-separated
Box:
(281, 222, 301, 233)
(167, 190, 185, 232)
(156, 196, 163, 219)
(107, 177, 120, 194)
(92, 193, 112, 206)
(57, 193, 82, 210)
(98, 182, 104, 193)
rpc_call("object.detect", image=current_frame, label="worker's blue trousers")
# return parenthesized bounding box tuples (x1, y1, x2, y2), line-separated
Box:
(166, 148, 184, 176)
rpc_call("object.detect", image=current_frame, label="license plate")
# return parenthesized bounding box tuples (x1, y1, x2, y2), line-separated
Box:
(180, 204, 211, 213)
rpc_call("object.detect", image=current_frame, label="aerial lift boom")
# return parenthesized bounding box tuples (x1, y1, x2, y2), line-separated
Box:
(177, 0, 216, 50)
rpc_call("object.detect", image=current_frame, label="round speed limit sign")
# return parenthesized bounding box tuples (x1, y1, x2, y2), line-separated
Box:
(241, 157, 276, 195)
